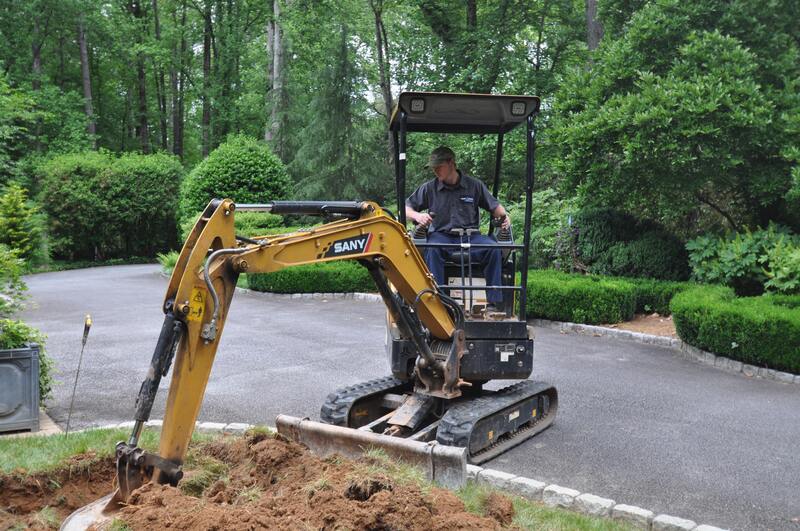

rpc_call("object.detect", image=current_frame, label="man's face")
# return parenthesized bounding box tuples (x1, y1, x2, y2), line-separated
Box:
(432, 159, 453, 181)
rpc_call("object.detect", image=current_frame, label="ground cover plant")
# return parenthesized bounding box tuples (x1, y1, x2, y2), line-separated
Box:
(0, 427, 632, 530)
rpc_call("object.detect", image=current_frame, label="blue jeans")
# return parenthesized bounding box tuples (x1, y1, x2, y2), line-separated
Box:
(424, 231, 503, 304)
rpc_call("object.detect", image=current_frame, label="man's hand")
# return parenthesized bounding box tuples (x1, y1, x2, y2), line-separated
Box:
(501, 215, 511, 230)
(414, 212, 433, 227)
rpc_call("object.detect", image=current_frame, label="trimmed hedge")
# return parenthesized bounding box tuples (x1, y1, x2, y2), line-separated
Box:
(671, 286, 800, 373)
(247, 261, 374, 294)
(526, 269, 636, 324)
(526, 270, 694, 323)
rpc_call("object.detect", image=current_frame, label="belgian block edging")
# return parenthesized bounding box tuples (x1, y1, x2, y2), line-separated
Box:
(530, 318, 800, 385)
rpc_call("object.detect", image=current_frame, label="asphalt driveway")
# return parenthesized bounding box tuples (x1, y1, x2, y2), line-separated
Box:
(20, 265, 800, 530)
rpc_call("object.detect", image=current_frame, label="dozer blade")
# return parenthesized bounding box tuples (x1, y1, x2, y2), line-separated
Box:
(276, 414, 467, 489)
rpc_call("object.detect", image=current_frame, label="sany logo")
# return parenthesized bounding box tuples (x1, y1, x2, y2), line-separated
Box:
(325, 234, 373, 257)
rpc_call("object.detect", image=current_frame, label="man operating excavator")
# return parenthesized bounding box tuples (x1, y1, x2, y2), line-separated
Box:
(405, 146, 511, 312)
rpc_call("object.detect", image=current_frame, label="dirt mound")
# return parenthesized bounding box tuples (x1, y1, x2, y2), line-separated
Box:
(2, 432, 515, 530)
(120, 433, 505, 530)
(0, 452, 116, 529)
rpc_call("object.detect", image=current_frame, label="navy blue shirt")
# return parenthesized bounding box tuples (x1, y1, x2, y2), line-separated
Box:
(406, 171, 500, 233)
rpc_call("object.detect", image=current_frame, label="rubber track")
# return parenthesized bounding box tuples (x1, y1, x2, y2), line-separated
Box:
(319, 376, 411, 426)
(437, 380, 557, 464)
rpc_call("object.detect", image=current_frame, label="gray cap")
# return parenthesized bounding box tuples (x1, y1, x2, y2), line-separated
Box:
(428, 146, 455, 167)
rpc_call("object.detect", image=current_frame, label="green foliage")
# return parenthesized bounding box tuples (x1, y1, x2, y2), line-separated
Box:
(179, 135, 290, 223)
(555, 208, 689, 280)
(0, 74, 37, 185)
(38, 151, 183, 260)
(179, 214, 288, 245)
(629, 278, 693, 316)
(0, 244, 26, 318)
(687, 225, 800, 295)
(526, 269, 636, 324)
(671, 286, 800, 373)
(506, 189, 578, 269)
(552, 1, 800, 233)
(0, 182, 41, 260)
(247, 261, 374, 294)
(0, 319, 54, 402)
(157, 250, 179, 275)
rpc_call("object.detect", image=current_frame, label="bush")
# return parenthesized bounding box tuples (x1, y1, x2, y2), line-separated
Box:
(506, 189, 578, 269)
(629, 278, 693, 315)
(0, 319, 54, 402)
(179, 135, 290, 223)
(247, 261, 375, 294)
(556, 208, 689, 280)
(0, 245, 25, 317)
(526, 269, 636, 324)
(179, 211, 285, 243)
(687, 224, 800, 296)
(0, 183, 41, 261)
(671, 286, 800, 373)
(38, 151, 183, 260)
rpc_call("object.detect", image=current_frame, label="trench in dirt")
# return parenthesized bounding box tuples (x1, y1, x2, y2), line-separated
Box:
(1, 432, 516, 530)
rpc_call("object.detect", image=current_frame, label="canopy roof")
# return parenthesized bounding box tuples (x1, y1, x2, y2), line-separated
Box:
(389, 92, 540, 134)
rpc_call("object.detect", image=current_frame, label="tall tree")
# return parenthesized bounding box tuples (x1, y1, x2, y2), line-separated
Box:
(265, 0, 284, 151)
(369, 0, 393, 160)
(151, 0, 168, 150)
(128, 0, 150, 153)
(77, 12, 96, 146)
(201, 0, 212, 156)
(586, 0, 603, 51)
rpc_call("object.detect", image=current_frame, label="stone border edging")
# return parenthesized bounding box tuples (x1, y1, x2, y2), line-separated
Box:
(74, 419, 729, 531)
(530, 318, 800, 386)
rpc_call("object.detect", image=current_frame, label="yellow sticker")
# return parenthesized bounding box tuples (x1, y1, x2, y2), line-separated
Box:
(488, 430, 494, 440)
(188, 287, 207, 322)
(531, 409, 537, 418)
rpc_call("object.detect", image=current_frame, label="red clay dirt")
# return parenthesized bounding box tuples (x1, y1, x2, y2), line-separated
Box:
(1, 432, 517, 530)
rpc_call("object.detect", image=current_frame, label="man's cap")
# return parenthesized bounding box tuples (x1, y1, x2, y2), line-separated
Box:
(428, 146, 455, 167)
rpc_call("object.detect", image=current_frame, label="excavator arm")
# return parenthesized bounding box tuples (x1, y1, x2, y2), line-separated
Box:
(110, 198, 467, 507)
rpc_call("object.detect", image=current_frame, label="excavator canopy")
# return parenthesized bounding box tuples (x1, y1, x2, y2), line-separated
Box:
(389, 92, 540, 134)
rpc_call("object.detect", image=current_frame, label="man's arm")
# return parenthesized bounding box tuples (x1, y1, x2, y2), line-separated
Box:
(491, 204, 511, 229)
(406, 205, 433, 226)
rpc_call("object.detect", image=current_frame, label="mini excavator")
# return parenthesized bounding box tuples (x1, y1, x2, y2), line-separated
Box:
(62, 93, 557, 530)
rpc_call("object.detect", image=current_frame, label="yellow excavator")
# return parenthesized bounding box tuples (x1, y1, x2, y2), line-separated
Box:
(62, 92, 557, 530)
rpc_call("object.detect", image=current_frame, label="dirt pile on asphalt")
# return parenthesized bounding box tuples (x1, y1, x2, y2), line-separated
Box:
(0, 452, 116, 529)
(1, 431, 517, 530)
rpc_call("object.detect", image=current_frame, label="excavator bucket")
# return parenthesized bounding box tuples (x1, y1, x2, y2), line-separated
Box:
(276, 415, 467, 489)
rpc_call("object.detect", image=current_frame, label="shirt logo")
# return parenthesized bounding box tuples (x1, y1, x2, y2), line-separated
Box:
(460, 196, 475, 204)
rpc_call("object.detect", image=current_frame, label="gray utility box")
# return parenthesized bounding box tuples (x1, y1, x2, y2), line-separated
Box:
(0, 344, 40, 433)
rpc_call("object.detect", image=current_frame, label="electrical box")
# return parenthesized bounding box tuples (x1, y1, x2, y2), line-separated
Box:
(0, 344, 40, 433)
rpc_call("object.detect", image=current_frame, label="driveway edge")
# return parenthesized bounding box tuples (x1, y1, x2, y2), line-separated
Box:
(530, 318, 799, 385)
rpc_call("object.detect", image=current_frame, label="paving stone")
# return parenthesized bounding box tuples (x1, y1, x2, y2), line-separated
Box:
(505, 476, 546, 500)
(224, 422, 253, 434)
(701, 352, 716, 365)
(197, 421, 226, 433)
(652, 514, 697, 530)
(742, 364, 758, 377)
(795, 374, 800, 385)
(466, 464, 482, 480)
(476, 468, 516, 489)
(116, 421, 136, 430)
(301, 293, 313, 299)
(726, 359, 743, 373)
(758, 367, 777, 379)
(542, 484, 580, 509)
(612, 504, 654, 528)
(774, 371, 795, 384)
(575, 493, 615, 516)
(291, 293, 302, 299)
(714, 356, 727, 369)
(145, 419, 163, 429)
(693, 525, 730, 531)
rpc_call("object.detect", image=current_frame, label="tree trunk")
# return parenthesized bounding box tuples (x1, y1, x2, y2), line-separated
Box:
(267, 0, 283, 150)
(202, 0, 212, 157)
(466, 0, 477, 28)
(77, 14, 97, 147)
(171, 0, 187, 159)
(129, 0, 150, 153)
(586, 0, 603, 51)
(152, 0, 168, 150)
(264, 0, 275, 141)
(369, 0, 393, 161)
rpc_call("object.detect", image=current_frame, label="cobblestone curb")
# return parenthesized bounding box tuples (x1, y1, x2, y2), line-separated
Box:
(75, 419, 730, 531)
(530, 318, 800, 386)
(236, 288, 383, 302)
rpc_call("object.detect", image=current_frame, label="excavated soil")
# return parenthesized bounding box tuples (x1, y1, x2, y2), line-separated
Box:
(0, 452, 117, 529)
(603, 312, 677, 338)
(1, 432, 516, 530)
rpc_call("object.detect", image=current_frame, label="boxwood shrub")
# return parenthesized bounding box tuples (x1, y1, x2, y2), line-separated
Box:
(630, 278, 693, 315)
(247, 261, 375, 294)
(526, 269, 636, 324)
(671, 286, 800, 373)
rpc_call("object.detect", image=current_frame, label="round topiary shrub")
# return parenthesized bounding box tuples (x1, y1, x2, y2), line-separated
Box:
(595, 231, 690, 280)
(179, 135, 290, 223)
